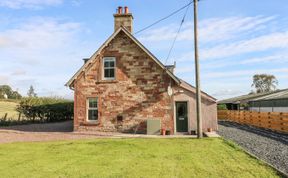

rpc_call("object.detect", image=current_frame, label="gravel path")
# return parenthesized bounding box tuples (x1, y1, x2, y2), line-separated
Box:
(0, 121, 108, 143)
(218, 121, 288, 175)
(0, 121, 197, 144)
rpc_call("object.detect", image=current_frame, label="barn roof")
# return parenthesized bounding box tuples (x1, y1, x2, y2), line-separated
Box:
(250, 89, 288, 101)
(218, 89, 288, 104)
(218, 92, 273, 104)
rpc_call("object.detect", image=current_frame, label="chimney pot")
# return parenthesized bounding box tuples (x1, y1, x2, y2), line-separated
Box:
(124, 6, 129, 14)
(118, 6, 123, 14)
(114, 6, 133, 33)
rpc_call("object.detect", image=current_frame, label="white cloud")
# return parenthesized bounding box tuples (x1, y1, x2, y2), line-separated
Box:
(11, 69, 26, 76)
(0, 0, 63, 9)
(0, 17, 87, 97)
(201, 53, 288, 70)
(240, 54, 288, 64)
(199, 16, 275, 42)
(202, 68, 288, 79)
(138, 16, 275, 43)
(201, 31, 288, 60)
(0, 75, 9, 84)
(172, 30, 288, 61)
(71, 0, 81, 6)
(212, 89, 246, 98)
(0, 17, 81, 50)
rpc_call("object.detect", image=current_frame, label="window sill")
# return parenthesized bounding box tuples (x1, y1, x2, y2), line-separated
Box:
(82, 121, 100, 126)
(96, 80, 118, 84)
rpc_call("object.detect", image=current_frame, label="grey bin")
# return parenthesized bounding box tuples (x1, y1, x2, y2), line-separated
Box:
(146, 119, 161, 135)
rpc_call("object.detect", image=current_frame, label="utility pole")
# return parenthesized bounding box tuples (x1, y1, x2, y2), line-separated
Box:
(193, 0, 203, 138)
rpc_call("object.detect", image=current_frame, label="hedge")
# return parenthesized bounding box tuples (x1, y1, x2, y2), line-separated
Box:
(16, 97, 73, 123)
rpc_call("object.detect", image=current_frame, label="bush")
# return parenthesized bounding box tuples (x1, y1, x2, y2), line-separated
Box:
(217, 104, 227, 110)
(16, 97, 73, 123)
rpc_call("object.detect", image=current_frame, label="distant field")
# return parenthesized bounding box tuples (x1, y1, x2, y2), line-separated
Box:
(0, 100, 19, 119)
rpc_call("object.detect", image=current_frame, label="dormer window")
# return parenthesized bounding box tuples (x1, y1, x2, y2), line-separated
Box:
(103, 57, 116, 80)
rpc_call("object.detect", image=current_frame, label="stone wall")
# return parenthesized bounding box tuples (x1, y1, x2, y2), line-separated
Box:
(74, 31, 175, 133)
(114, 14, 133, 33)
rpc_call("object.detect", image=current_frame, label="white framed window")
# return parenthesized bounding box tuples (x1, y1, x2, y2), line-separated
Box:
(103, 57, 116, 80)
(87, 98, 98, 121)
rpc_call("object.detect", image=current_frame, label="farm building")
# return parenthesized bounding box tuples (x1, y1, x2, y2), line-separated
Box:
(218, 92, 270, 110)
(249, 89, 288, 112)
(218, 89, 288, 112)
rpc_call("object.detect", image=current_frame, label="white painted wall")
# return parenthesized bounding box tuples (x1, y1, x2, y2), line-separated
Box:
(273, 107, 288, 112)
(250, 107, 288, 112)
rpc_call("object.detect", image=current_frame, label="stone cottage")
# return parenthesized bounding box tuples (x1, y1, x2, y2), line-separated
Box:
(66, 6, 217, 134)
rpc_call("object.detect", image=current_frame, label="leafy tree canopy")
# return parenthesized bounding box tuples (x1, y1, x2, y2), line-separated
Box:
(0, 85, 22, 99)
(251, 74, 278, 93)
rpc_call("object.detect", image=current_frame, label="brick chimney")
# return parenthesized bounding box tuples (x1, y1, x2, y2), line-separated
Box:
(114, 6, 133, 33)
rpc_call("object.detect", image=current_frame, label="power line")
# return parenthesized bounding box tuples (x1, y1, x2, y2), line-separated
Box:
(164, 1, 192, 65)
(133, 1, 193, 35)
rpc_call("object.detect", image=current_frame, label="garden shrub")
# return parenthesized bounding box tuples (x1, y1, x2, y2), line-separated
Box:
(16, 97, 73, 123)
(217, 104, 227, 110)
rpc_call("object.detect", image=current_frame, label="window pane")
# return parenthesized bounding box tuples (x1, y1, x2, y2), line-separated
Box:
(104, 68, 115, 78)
(89, 98, 97, 108)
(104, 60, 115, 67)
(109, 69, 115, 77)
(104, 69, 109, 78)
(109, 61, 115, 67)
(88, 109, 98, 120)
(104, 61, 110, 67)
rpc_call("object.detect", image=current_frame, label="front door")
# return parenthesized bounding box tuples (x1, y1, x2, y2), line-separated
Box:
(176, 102, 188, 132)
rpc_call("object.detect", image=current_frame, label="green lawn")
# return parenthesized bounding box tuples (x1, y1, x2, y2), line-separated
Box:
(0, 138, 280, 178)
(0, 100, 19, 119)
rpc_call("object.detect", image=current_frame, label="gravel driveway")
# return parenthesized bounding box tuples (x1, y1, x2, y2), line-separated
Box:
(218, 121, 288, 175)
(0, 121, 109, 143)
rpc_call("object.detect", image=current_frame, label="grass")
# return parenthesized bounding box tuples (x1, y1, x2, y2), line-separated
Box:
(0, 138, 280, 178)
(0, 100, 19, 119)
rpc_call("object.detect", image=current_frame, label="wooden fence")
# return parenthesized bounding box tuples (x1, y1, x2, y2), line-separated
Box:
(218, 110, 288, 133)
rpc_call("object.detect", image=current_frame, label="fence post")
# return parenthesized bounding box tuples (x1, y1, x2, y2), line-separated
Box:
(18, 113, 22, 121)
(265, 112, 272, 128)
(3, 113, 8, 120)
(279, 112, 283, 132)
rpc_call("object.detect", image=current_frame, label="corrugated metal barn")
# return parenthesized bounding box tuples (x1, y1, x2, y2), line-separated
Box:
(249, 89, 288, 112)
(218, 89, 288, 112)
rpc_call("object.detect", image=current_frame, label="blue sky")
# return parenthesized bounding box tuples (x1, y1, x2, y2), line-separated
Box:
(0, 0, 287, 100)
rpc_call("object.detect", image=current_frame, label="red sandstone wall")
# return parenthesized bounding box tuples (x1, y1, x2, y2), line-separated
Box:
(74, 31, 175, 133)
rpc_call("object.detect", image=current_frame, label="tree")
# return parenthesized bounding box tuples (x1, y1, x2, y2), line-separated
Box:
(251, 74, 278, 93)
(0, 85, 13, 99)
(10, 91, 22, 99)
(0, 85, 22, 99)
(27, 85, 37, 97)
(217, 104, 227, 110)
